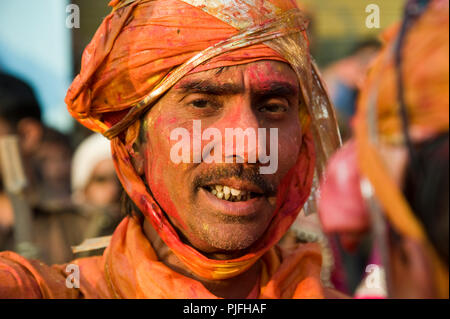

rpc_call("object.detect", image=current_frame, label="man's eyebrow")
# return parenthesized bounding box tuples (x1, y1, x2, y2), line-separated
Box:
(176, 80, 299, 101)
(177, 80, 244, 96)
(253, 81, 298, 98)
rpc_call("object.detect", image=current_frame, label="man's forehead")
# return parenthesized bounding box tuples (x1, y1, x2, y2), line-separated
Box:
(174, 61, 299, 93)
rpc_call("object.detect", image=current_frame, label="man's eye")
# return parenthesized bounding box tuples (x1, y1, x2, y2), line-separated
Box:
(185, 96, 220, 115)
(191, 99, 210, 108)
(259, 104, 288, 114)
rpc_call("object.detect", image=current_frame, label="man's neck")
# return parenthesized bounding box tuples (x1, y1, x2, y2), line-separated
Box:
(142, 219, 261, 299)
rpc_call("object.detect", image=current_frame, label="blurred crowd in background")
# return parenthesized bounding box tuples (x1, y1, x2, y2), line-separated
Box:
(0, 72, 123, 264)
(0, 0, 405, 293)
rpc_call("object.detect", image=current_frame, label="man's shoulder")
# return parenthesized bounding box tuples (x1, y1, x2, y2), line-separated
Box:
(0, 250, 80, 298)
(67, 253, 113, 298)
(0, 250, 109, 299)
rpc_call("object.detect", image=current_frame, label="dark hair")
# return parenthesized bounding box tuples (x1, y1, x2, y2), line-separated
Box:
(0, 72, 41, 126)
(121, 190, 145, 220)
(403, 133, 449, 265)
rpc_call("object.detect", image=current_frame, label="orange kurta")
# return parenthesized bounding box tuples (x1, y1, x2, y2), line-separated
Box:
(0, 217, 325, 299)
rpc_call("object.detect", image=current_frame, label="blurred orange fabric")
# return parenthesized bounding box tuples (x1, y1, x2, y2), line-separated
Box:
(356, 0, 449, 146)
(355, 0, 449, 243)
(354, 0, 449, 298)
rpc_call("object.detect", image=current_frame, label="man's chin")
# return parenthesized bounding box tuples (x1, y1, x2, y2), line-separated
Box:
(185, 221, 269, 257)
(180, 190, 275, 256)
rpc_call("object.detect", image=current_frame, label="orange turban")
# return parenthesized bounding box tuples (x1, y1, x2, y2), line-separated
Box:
(66, 0, 341, 280)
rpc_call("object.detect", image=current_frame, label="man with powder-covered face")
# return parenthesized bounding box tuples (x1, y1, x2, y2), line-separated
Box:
(138, 62, 301, 255)
(0, 0, 342, 299)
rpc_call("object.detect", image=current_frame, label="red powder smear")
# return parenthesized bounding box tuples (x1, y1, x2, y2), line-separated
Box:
(168, 117, 178, 124)
(246, 61, 292, 91)
(155, 116, 164, 128)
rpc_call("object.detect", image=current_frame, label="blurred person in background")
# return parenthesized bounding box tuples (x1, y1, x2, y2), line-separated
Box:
(318, 0, 449, 298)
(0, 72, 85, 264)
(71, 133, 123, 255)
(0, 72, 73, 210)
(323, 39, 381, 141)
(32, 127, 73, 209)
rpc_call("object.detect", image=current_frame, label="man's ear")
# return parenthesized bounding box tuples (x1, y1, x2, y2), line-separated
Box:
(17, 118, 43, 155)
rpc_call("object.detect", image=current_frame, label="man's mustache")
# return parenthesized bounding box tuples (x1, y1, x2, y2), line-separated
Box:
(193, 164, 277, 196)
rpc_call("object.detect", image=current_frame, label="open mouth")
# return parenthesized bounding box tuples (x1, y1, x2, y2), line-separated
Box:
(197, 179, 276, 218)
(204, 185, 263, 202)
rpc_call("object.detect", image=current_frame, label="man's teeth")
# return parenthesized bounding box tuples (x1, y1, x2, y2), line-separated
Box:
(208, 185, 253, 202)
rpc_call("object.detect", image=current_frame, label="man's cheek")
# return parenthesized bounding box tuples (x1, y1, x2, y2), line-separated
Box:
(145, 156, 187, 230)
(276, 132, 301, 177)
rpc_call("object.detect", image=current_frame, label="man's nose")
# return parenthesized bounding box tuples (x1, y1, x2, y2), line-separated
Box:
(211, 97, 266, 164)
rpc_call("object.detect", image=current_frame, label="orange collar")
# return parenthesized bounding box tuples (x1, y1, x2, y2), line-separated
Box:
(102, 216, 325, 299)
